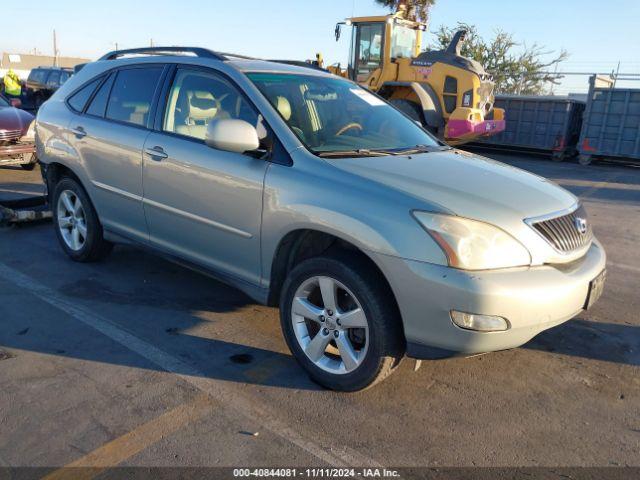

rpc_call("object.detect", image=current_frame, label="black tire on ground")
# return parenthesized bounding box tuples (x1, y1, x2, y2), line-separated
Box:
(52, 176, 113, 262)
(389, 98, 438, 135)
(20, 162, 36, 170)
(279, 253, 405, 391)
(551, 151, 565, 162)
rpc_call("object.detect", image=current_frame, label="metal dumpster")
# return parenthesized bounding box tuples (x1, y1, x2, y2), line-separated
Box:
(578, 75, 640, 165)
(471, 95, 585, 160)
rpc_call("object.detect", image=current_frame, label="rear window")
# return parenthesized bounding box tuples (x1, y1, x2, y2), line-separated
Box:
(29, 69, 47, 84)
(67, 77, 102, 113)
(105, 67, 163, 127)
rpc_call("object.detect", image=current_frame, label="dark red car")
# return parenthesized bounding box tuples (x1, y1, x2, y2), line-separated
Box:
(0, 93, 37, 170)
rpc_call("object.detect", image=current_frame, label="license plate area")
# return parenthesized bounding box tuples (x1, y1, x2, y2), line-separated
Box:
(584, 269, 606, 310)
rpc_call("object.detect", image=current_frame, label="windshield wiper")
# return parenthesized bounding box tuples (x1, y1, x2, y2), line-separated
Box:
(317, 149, 395, 158)
(387, 144, 452, 155)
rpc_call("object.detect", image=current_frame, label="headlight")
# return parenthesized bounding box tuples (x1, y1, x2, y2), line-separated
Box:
(413, 211, 531, 270)
(23, 120, 35, 141)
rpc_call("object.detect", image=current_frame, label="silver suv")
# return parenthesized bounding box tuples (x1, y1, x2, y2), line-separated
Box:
(36, 47, 606, 391)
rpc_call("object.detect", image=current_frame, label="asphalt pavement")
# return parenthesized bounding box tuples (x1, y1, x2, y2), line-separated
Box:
(0, 155, 639, 474)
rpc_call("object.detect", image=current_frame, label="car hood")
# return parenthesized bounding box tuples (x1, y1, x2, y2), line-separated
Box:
(325, 149, 577, 226)
(0, 107, 34, 135)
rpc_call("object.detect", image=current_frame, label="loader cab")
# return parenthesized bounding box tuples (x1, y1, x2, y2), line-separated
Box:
(340, 15, 424, 84)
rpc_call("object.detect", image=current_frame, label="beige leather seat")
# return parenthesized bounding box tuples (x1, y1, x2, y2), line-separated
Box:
(175, 91, 221, 140)
(275, 95, 306, 141)
(276, 95, 292, 121)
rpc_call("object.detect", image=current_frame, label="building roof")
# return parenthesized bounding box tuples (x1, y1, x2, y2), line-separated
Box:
(1, 53, 90, 71)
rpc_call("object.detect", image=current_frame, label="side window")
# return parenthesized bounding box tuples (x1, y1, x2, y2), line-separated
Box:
(443, 76, 458, 114)
(163, 68, 260, 141)
(86, 74, 115, 117)
(60, 71, 71, 84)
(105, 67, 163, 127)
(46, 71, 61, 88)
(67, 77, 102, 112)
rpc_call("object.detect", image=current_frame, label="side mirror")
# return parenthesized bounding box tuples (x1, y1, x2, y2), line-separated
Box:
(10, 98, 22, 108)
(205, 119, 260, 154)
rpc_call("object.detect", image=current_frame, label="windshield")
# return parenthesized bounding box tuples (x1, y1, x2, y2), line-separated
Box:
(247, 73, 439, 154)
(391, 24, 419, 59)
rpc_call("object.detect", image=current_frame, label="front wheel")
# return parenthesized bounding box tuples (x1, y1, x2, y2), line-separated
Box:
(280, 255, 404, 391)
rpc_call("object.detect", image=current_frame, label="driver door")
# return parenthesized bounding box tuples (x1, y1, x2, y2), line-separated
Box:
(349, 23, 385, 83)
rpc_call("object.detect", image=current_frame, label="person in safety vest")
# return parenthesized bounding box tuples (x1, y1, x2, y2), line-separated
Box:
(3, 69, 22, 97)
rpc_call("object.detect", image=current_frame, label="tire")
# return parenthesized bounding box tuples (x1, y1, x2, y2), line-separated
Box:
(280, 254, 404, 391)
(551, 151, 565, 162)
(20, 162, 36, 171)
(52, 176, 113, 262)
(578, 154, 593, 166)
(389, 99, 437, 135)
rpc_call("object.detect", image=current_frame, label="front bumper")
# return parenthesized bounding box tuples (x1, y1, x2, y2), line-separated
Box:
(0, 141, 36, 163)
(373, 240, 606, 359)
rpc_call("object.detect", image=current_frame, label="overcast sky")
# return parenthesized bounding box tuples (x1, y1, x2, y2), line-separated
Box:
(5, 0, 640, 93)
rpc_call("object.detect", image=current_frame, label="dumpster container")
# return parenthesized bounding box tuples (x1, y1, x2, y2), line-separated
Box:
(578, 75, 640, 165)
(472, 95, 585, 161)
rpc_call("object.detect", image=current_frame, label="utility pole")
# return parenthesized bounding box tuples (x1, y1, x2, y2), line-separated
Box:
(150, 38, 154, 47)
(53, 29, 58, 66)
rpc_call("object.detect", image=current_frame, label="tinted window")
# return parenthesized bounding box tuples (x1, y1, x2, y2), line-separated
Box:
(60, 71, 71, 84)
(29, 69, 47, 84)
(105, 68, 163, 127)
(0, 95, 9, 107)
(46, 71, 61, 87)
(67, 77, 102, 112)
(86, 74, 115, 117)
(163, 68, 259, 141)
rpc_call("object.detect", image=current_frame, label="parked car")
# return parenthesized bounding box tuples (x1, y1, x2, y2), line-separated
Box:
(0, 94, 37, 170)
(35, 47, 606, 391)
(26, 66, 73, 108)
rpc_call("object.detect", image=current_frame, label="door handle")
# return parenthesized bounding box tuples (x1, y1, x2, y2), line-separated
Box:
(144, 146, 168, 160)
(71, 126, 86, 138)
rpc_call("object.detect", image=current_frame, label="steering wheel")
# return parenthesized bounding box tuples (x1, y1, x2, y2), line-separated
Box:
(335, 122, 363, 137)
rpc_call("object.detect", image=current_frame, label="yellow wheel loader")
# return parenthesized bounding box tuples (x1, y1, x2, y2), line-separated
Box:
(324, 8, 505, 145)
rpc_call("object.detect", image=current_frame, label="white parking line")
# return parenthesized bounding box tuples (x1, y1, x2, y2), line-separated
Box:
(0, 263, 379, 468)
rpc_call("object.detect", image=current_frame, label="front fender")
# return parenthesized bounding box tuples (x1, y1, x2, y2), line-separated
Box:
(260, 157, 449, 286)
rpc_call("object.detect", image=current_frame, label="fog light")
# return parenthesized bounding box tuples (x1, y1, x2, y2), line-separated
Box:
(450, 311, 510, 332)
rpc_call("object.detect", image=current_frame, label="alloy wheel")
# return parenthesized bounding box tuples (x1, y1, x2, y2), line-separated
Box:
(291, 276, 369, 374)
(57, 190, 87, 251)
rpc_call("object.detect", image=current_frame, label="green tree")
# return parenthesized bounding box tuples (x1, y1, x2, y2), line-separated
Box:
(432, 23, 569, 95)
(374, 0, 436, 22)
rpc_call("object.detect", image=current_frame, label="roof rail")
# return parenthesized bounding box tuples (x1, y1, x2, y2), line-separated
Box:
(98, 46, 226, 61)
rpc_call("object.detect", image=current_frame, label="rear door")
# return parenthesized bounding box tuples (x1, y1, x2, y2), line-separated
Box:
(142, 66, 268, 285)
(68, 65, 165, 242)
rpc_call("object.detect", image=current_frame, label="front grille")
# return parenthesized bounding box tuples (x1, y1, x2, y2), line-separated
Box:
(530, 205, 593, 253)
(0, 129, 21, 141)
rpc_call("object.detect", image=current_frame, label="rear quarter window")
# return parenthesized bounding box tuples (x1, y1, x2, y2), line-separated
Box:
(67, 77, 103, 113)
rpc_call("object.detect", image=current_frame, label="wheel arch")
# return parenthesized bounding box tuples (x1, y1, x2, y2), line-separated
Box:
(266, 228, 405, 340)
(378, 81, 444, 130)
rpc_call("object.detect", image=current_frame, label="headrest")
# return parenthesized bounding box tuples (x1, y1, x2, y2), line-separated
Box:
(276, 96, 292, 121)
(188, 90, 218, 121)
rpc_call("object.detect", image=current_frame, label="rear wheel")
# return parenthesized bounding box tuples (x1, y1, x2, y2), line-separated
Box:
(52, 177, 113, 262)
(280, 255, 404, 391)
